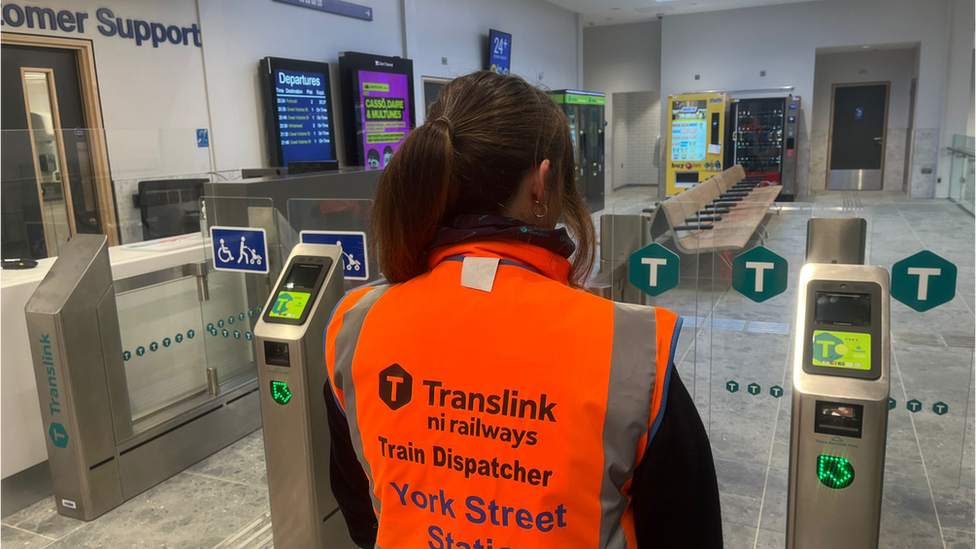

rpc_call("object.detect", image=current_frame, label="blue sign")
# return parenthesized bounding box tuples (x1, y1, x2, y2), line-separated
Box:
(488, 29, 512, 75)
(211, 226, 269, 274)
(196, 129, 209, 148)
(854, 107, 864, 121)
(300, 230, 369, 280)
(273, 0, 373, 21)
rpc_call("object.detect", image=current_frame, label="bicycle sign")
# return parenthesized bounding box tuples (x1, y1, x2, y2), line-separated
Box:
(300, 230, 369, 281)
(211, 226, 269, 274)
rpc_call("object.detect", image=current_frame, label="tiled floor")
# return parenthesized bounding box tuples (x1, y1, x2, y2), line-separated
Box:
(2, 189, 973, 548)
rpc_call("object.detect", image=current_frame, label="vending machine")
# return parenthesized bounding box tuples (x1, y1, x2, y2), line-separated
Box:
(665, 93, 729, 196)
(550, 90, 606, 212)
(727, 95, 801, 201)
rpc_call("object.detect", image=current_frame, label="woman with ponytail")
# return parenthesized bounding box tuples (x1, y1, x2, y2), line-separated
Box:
(324, 71, 721, 548)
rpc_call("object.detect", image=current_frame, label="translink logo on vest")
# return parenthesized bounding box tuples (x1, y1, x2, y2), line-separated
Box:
(379, 364, 413, 410)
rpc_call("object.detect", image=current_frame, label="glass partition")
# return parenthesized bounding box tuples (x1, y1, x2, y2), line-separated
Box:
(286, 198, 382, 289)
(600, 186, 974, 545)
(0, 127, 216, 260)
(948, 134, 975, 215)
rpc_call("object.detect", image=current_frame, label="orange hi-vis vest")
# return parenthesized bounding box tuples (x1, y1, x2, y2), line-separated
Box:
(326, 239, 682, 549)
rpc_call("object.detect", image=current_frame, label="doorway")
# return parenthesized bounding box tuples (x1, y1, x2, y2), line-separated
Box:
(1, 34, 116, 259)
(828, 82, 889, 190)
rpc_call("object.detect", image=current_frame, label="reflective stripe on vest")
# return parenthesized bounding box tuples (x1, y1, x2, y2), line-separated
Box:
(326, 265, 679, 549)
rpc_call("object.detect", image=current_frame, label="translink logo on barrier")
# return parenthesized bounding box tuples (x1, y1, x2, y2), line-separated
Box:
(891, 250, 956, 312)
(732, 246, 788, 302)
(629, 243, 680, 296)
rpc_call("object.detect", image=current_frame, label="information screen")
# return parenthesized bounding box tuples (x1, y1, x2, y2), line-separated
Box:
(358, 70, 411, 170)
(812, 330, 871, 370)
(488, 29, 512, 75)
(815, 292, 871, 326)
(273, 69, 333, 166)
(670, 101, 708, 162)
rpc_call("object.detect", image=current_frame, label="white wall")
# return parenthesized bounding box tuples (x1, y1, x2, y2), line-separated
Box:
(810, 48, 918, 192)
(410, 0, 580, 124)
(584, 21, 661, 193)
(660, 0, 952, 198)
(197, 0, 405, 173)
(937, 0, 976, 197)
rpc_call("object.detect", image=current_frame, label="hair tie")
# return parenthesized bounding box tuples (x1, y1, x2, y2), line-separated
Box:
(434, 116, 455, 135)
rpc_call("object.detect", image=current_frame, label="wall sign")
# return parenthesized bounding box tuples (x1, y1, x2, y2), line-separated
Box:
(1, 4, 202, 48)
(300, 230, 369, 280)
(211, 226, 269, 274)
(274, 0, 373, 22)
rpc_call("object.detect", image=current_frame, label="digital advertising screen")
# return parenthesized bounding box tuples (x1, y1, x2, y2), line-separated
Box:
(358, 70, 410, 170)
(488, 29, 512, 75)
(670, 101, 708, 162)
(260, 57, 337, 168)
(812, 330, 871, 371)
(338, 51, 416, 170)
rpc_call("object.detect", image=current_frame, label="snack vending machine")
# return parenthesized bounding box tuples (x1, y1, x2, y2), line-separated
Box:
(550, 90, 606, 212)
(727, 95, 801, 201)
(666, 93, 729, 196)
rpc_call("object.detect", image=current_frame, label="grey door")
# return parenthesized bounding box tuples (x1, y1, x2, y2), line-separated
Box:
(828, 83, 888, 190)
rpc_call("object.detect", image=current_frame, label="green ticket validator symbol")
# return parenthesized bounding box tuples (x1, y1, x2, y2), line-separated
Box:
(726, 380, 739, 393)
(271, 380, 292, 405)
(269, 291, 311, 320)
(818, 455, 855, 489)
(175, 333, 184, 343)
(222, 329, 229, 338)
(813, 330, 871, 371)
(748, 383, 761, 396)
(233, 330, 241, 340)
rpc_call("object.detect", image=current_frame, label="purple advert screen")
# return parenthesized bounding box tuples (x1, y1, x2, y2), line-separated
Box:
(358, 70, 411, 170)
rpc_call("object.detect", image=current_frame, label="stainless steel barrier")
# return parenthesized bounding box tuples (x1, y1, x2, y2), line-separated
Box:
(25, 235, 261, 521)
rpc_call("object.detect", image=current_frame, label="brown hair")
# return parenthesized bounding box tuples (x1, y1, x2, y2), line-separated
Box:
(370, 71, 595, 287)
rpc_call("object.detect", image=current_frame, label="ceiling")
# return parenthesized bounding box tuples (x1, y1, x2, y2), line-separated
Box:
(545, 0, 822, 27)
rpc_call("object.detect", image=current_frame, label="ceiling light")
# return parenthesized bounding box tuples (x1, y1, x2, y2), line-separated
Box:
(862, 45, 870, 49)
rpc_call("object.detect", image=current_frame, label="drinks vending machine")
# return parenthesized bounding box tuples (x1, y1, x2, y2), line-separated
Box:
(727, 95, 801, 201)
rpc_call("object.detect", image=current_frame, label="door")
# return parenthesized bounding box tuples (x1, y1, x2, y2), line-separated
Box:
(1, 43, 108, 259)
(828, 83, 889, 190)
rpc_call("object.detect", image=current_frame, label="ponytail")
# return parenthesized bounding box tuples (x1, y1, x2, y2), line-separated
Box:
(371, 117, 457, 283)
(371, 71, 597, 287)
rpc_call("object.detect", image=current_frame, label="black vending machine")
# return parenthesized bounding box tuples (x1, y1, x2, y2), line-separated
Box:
(726, 95, 801, 201)
(549, 90, 606, 212)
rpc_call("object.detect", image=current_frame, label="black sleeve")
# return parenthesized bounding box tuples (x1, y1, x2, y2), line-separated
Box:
(632, 369, 723, 548)
(324, 384, 379, 548)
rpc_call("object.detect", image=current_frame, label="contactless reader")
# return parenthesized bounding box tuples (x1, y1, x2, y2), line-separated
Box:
(787, 219, 890, 549)
(253, 244, 355, 548)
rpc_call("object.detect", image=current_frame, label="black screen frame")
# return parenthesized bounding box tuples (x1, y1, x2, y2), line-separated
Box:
(802, 279, 883, 380)
(487, 28, 513, 74)
(338, 51, 416, 168)
(260, 56, 338, 168)
(263, 256, 333, 326)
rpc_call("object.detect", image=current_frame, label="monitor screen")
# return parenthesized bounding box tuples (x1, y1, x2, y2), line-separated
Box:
(488, 29, 512, 75)
(358, 70, 411, 170)
(670, 100, 708, 162)
(262, 58, 336, 168)
(815, 292, 871, 326)
(812, 330, 871, 371)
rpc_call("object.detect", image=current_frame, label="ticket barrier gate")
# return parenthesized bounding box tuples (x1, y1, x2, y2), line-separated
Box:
(589, 211, 665, 303)
(787, 218, 889, 548)
(24, 235, 262, 520)
(253, 243, 356, 548)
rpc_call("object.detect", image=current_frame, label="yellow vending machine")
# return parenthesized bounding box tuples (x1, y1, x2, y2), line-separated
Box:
(665, 92, 729, 196)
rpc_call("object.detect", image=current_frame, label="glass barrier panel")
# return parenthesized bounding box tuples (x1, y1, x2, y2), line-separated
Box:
(286, 198, 382, 289)
(198, 195, 279, 386)
(116, 275, 210, 422)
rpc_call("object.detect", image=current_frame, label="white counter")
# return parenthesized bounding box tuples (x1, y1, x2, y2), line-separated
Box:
(1, 233, 208, 479)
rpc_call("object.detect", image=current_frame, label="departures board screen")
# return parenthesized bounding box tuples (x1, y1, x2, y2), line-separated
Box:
(261, 57, 337, 168)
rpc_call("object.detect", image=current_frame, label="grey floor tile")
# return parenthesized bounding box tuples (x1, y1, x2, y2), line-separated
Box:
(722, 492, 762, 529)
(188, 429, 267, 487)
(723, 520, 759, 549)
(934, 486, 976, 532)
(3, 498, 85, 540)
(758, 467, 788, 533)
(0, 525, 54, 548)
(716, 459, 768, 500)
(879, 482, 944, 549)
(45, 473, 268, 549)
(942, 528, 976, 549)
(756, 528, 786, 549)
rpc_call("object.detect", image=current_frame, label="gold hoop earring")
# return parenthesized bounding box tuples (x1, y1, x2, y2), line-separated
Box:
(533, 200, 549, 219)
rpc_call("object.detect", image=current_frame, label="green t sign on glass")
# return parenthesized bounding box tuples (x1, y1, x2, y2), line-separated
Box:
(732, 246, 788, 303)
(628, 243, 680, 297)
(891, 250, 956, 312)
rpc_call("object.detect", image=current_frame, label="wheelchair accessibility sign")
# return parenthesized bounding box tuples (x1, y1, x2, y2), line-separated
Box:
(300, 230, 369, 281)
(211, 226, 269, 274)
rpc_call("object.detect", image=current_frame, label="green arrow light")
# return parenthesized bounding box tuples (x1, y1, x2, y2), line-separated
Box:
(818, 455, 855, 489)
(271, 381, 292, 406)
